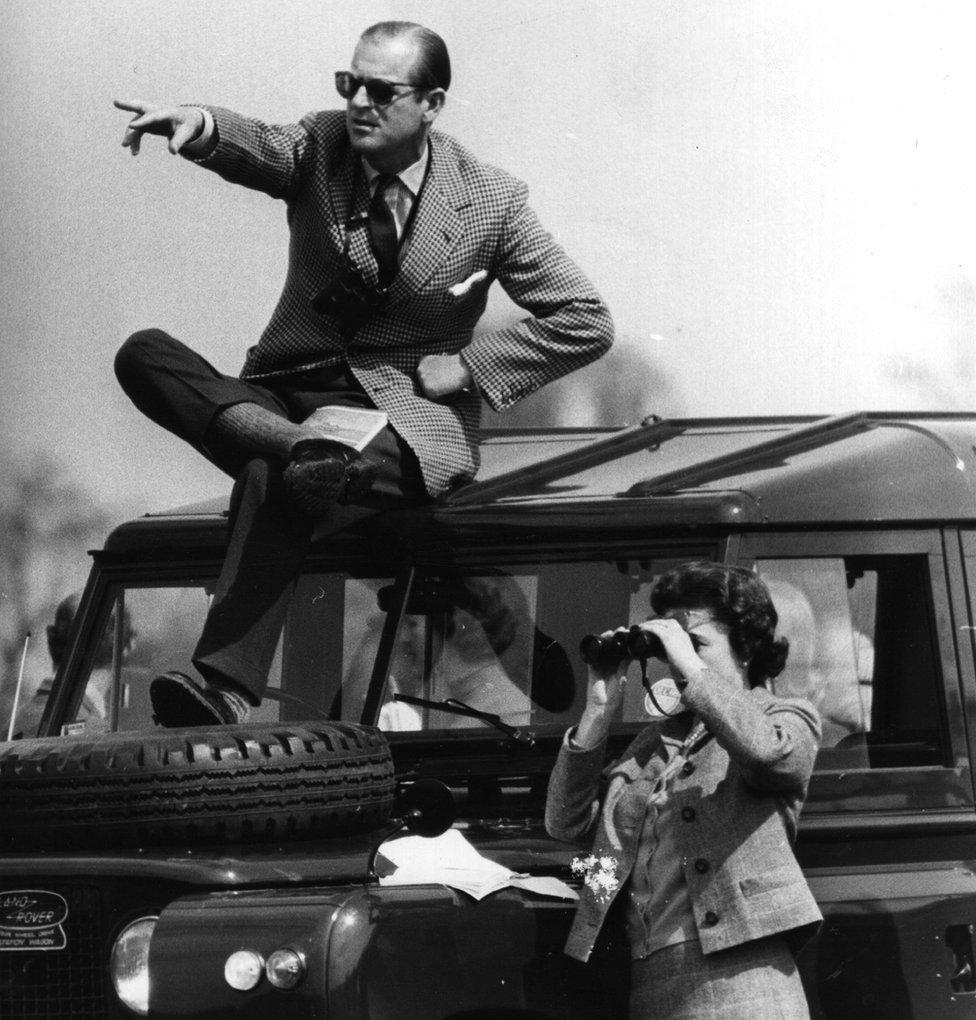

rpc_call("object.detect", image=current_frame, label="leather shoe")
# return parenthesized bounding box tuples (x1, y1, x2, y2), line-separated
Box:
(150, 671, 250, 727)
(283, 438, 375, 518)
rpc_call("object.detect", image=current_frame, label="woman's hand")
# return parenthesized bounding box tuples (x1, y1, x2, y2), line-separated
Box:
(637, 616, 707, 683)
(575, 629, 630, 748)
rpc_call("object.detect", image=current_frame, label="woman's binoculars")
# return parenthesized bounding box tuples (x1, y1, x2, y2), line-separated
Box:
(579, 625, 665, 668)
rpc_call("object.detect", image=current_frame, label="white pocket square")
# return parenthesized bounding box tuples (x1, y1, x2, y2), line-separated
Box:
(447, 269, 488, 298)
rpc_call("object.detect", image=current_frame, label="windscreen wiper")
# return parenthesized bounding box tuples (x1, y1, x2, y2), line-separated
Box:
(393, 694, 536, 748)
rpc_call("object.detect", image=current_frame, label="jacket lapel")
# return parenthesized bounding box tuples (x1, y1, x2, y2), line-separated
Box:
(324, 147, 379, 285)
(346, 176, 377, 285)
(388, 134, 468, 302)
(326, 132, 469, 296)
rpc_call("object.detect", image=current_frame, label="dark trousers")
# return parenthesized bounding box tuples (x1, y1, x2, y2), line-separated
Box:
(115, 329, 428, 701)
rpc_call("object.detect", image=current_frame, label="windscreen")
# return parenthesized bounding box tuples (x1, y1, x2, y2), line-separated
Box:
(29, 555, 703, 738)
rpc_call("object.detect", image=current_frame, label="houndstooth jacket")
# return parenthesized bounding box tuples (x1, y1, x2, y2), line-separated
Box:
(193, 107, 614, 497)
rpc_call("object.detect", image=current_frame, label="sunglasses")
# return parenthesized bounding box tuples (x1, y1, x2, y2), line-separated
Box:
(334, 71, 420, 107)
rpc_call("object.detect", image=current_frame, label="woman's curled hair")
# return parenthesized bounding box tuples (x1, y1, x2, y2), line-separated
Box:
(649, 562, 789, 687)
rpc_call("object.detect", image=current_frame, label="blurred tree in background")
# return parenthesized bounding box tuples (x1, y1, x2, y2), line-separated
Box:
(0, 453, 110, 727)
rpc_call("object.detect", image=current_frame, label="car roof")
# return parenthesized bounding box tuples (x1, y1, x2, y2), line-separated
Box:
(103, 411, 976, 556)
(456, 411, 976, 522)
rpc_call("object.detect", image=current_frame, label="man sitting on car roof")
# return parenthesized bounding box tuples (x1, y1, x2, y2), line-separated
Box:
(112, 20, 613, 727)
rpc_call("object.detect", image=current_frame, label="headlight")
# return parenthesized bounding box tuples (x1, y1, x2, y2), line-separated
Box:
(266, 947, 306, 990)
(110, 916, 158, 1015)
(224, 949, 264, 991)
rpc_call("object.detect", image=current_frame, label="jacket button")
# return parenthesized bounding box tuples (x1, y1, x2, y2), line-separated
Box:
(694, 858, 710, 874)
(703, 910, 719, 926)
(681, 807, 696, 822)
(681, 761, 696, 775)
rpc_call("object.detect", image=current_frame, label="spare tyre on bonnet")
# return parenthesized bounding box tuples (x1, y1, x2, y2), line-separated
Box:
(0, 722, 394, 849)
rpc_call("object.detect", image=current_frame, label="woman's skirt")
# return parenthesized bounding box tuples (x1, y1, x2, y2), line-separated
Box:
(630, 935, 809, 1019)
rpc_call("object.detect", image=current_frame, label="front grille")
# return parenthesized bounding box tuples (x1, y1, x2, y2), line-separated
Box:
(0, 885, 108, 1018)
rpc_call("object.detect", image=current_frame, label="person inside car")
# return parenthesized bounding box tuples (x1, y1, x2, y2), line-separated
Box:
(546, 561, 822, 1018)
(10, 593, 135, 739)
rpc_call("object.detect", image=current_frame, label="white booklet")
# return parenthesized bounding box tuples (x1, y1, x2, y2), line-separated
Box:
(302, 405, 388, 452)
(378, 828, 578, 902)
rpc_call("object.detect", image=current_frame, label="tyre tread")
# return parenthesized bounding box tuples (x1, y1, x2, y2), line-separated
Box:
(0, 722, 394, 849)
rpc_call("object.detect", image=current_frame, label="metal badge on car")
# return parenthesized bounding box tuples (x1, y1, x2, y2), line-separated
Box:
(0, 890, 69, 951)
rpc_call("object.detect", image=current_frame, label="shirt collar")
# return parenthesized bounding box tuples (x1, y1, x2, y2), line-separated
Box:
(362, 144, 429, 197)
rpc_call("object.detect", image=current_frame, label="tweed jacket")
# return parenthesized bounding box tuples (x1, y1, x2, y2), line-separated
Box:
(191, 107, 614, 497)
(545, 677, 823, 963)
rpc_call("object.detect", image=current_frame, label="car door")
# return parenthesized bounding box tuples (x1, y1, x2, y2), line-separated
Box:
(739, 529, 976, 1019)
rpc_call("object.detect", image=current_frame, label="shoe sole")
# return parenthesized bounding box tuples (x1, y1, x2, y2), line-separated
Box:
(150, 673, 230, 727)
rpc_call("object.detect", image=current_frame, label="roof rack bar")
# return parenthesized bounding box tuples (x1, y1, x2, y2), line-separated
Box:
(447, 416, 684, 506)
(628, 411, 873, 496)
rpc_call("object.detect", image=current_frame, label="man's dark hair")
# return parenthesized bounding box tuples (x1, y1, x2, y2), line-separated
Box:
(650, 561, 789, 688)
(361, 21, 451, 91)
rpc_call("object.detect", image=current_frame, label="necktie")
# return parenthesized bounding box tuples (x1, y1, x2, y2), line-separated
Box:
(368, 174, 399, 286)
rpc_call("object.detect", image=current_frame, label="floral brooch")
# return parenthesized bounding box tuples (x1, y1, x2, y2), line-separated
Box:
(571, 854, 620, 901)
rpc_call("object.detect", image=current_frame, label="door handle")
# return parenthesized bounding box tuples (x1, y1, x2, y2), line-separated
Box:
(946, 924, 976, 994)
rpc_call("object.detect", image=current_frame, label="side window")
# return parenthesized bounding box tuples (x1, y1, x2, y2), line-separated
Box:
(758, 556, 945, 769)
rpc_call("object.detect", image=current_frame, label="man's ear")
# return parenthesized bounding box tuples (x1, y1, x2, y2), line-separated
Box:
(422, 88, 446, 124)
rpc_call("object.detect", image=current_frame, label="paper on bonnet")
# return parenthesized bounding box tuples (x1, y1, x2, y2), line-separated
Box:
(379, 828, 577, 901)
(381, 828, 485, 870)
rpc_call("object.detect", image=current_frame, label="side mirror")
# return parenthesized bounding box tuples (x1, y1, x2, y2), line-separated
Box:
(366, 779, 456, 881)
(396, 778, 456, 838)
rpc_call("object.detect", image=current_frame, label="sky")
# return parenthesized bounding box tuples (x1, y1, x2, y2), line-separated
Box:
(2, 0, 975, 527)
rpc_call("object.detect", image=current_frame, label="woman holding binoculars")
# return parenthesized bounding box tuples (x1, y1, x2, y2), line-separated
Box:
(546, 561, 822, 1018)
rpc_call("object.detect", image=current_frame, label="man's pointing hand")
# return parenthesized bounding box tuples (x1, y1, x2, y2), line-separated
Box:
(114, 99, 204, 156)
